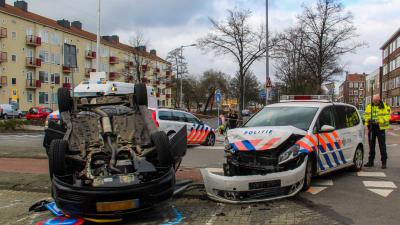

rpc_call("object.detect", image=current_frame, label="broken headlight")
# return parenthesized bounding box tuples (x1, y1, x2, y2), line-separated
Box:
(278, 144, 300, 165)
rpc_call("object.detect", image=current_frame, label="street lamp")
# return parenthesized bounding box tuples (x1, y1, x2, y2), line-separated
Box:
(265, 0, 269, 105)
(178, 44, 196, 108)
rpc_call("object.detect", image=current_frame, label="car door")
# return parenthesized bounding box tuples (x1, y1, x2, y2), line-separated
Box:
(334, 105, 361, 163)
(315, 106, 346, 171)
(184, 113, 207, 144)
(10, 105, 18, 117)
(171, 111, 191, 136)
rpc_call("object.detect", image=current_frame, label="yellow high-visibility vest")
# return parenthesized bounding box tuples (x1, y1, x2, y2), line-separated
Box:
(363, 102, 391, 130)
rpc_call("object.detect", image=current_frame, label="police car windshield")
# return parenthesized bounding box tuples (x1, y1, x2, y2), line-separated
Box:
(244, 106, 318, 131)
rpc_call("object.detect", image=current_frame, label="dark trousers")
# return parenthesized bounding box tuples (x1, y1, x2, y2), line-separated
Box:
(368, 125, 388, 163)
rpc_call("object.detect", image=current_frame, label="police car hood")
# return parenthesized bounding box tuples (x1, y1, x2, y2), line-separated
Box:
(227, 126, 307, 151)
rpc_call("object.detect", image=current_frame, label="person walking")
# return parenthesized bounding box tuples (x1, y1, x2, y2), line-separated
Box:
(228, 110, 238, 129)
(218, 113, 226, 134)
(363, 95, 391, 169)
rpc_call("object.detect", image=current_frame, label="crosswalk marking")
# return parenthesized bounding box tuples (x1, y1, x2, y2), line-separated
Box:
(307, 186, 327, 195)
(357, 172, 386, 177)
(367, 189, 393, 197)
(363, 181, 397, 188)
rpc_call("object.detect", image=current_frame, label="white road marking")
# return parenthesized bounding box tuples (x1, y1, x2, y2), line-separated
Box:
(306, 186, 327, 195)
(387, 131, 400, 137)
(387, 144, 399, 147)
(357, 172, 386, 177)
(205, 203, 225, 225)
(363, 181, 397, 188)
(367, 188, 393, 197)
(311, 179, 333, 186)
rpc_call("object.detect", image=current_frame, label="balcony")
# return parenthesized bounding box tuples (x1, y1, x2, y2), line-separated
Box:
(156, 93, 160, 98)
(26, 35, 41, 46)
(166, 94, 171, 99)
(166, 70, 172, 76)
(109, 72, 119, 80)
(109, 56, 119, 64)
(85, 68, 96, 77)
(0, 27, 6, 38)
(63, 83, 71, 90)
(62, 65, 72, 73)
(85, 50, 96, 59)
(0, 76, 7, 87)
(155, 68, 160, 73)
(141, 65, 148, 72)
(26, 57, 42, 68)
(26, 79, 41, 89)
(0, 52, 7, 63)
(166, 82, 173, 88)
(125, 61, 134, 68)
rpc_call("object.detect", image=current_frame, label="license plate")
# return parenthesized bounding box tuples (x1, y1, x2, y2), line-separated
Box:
(96, 199, 140, 212)
(249, 180, 281, 190)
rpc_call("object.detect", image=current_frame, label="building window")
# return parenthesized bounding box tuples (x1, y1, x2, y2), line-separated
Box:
(51, 33, 61, 45)
(64, 76, 72, 84)
(11, 78, 16, 85)
(348, 82, 353, 88)
(50, 53, 60, 65)
(39, 71, 49, 83)
(38, 29, 49, 43)
(26, 27, 33, 36)
(354, 82, 359, 88)
(39, 50, 49, 63)
(11, 31, 16, 40)
(50, 73, 60, 84)
(39, 92, 49, 104)
(383, 64, 388, 75)
(27, 91, 33, 103)
(11, 54, 17, 62)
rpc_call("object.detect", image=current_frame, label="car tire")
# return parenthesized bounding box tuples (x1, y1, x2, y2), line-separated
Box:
(57, 87, 73, 113)
(302, 156, 313, 191)
(48, 139, 67, 179)
(134, 83, 148, 106)
(350, 146, 363, 172)
(203, 132, 216, 146)
(151, 131, 174, 167)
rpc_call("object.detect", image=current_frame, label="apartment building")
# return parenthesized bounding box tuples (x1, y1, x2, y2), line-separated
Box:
(365, 69, 380, 105)
(0, 1, 173, 111)
(381, 28, 400, 112)
(338, 73, 366, 109)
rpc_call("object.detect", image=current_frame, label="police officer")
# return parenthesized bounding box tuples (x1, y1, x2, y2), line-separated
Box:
(363, 95, 391, 169)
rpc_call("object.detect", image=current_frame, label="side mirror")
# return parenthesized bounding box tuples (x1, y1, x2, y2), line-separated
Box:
(320, 125, 335, 133)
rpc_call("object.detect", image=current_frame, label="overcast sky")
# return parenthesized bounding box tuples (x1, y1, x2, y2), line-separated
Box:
(10, 0, 400, 85)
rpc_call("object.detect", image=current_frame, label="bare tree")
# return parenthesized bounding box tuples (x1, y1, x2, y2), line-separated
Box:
(198, 9, 271, 113)
(200, 70, 229, 114)
(297, 0, 365, 92)
(166, 48, 188, 108)
(229, 71, 262, 105)
(129, 30, 149, 82)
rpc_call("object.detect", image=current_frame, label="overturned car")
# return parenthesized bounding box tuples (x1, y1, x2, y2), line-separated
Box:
(48, 82, 187, 218)
(202, 99, 364, 203)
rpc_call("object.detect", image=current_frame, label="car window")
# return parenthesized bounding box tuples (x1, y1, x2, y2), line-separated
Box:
(29, 107, 38, 114)
(244, 106, 318, 131)
(184, 113, 201, 124)
(158, 111, 173, 121)
(316, 106, 336, 131)
(335, 105, 360, 129)
(172, 111, 188, 122)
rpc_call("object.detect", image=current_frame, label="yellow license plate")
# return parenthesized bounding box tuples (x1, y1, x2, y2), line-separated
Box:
(96, 199, 139, 212)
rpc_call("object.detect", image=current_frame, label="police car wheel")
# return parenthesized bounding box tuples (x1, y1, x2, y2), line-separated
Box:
(302, 156, 313, 191)
(48, 139, 67, 179)
(151, 131, 174, 167)
(134, 83, 148, 106)
(57, 88, 73, 113)
(204, 133, 215, 146)
(351, 146, 363, 172)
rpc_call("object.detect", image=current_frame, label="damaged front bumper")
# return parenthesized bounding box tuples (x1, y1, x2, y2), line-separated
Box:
(201, 156, 307, 203)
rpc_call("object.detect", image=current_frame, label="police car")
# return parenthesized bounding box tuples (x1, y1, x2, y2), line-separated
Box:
(201, 95, 365, 203)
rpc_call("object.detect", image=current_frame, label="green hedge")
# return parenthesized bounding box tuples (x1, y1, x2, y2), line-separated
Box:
(0, 119, 45, 131)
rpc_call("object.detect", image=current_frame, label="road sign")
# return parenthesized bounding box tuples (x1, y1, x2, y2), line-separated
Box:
(259, 90, 266, 99)
(266, 77, 272, 88)
(215, 90, 221, 104)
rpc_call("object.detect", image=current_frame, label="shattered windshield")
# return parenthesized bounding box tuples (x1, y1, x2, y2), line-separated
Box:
(244, 106, 318, 131)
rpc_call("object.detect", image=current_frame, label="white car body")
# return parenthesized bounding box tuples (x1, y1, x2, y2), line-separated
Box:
(154, 108, 216, 146)
(0, 104, 22, 119)
(202, 100, 365, 203)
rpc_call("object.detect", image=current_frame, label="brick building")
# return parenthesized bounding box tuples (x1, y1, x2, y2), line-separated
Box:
(381, 28, 400, 112)
(0, 0, 173, 111)
(338, 73, 366, 109)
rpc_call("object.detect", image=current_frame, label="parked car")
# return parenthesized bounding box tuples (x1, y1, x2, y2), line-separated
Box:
(26, 106, 53, 120)
(202, 95, 364, 203)
(0, 104, 23, 119)
(390, 111, 400, 123)
(153, 108, 216, 146)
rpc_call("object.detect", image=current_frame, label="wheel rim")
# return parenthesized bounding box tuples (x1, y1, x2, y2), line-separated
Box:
(355, 148, 363, 168)
(208, 134, 215, 146)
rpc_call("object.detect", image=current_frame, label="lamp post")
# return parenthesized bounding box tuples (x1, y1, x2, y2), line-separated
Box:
(178, 44, 196, 108)
(96, 0, 101, 72)
(265, 0, 269, 106)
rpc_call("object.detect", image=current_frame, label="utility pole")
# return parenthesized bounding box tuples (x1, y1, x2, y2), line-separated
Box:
(96, 0, 101, 72)
(265, 0, 269, 106)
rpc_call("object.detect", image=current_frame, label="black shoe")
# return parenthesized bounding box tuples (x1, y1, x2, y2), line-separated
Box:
(381, 163, 387, 169)
(364, 162, 374, 167)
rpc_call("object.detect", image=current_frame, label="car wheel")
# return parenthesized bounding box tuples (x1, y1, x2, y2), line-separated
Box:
(151, 131, 174, 167)
(134, 83, 148, 106)
(167, 131, 176, 140)
(58, 88, 73, 113)
(302, 156, 313, 191)
(351, 146, 363, 172)
(48, 139, 67, 179)
(3, 114, 7, 120)
(204, 133, 216, 146)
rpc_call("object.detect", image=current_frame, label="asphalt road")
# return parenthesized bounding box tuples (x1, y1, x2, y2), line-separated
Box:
(0, 124, 399, 224)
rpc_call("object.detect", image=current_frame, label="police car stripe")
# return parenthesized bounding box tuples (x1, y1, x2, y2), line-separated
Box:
(318, 145, 334, 168)
(242, 140, 256, 151)
(337, 149, 347, 164)
(318, 155, 326, 171)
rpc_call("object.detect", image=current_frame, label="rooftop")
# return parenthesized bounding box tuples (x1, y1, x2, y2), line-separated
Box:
(0, 2, 169, 64)
(345, 73, 366, 82)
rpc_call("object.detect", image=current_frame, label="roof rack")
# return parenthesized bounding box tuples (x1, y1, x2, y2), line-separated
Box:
(280, 95, 332, 103)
